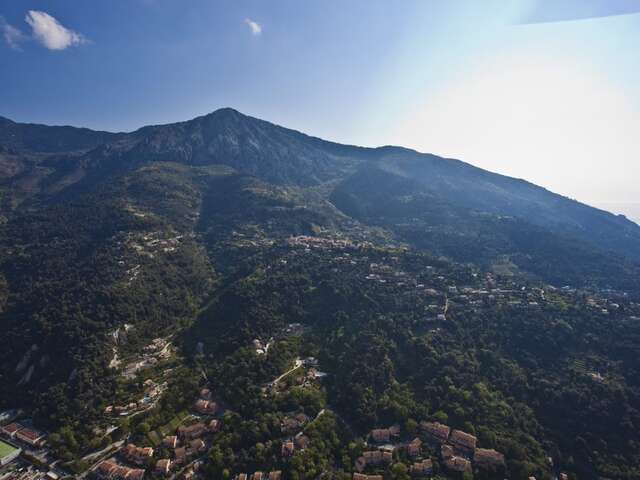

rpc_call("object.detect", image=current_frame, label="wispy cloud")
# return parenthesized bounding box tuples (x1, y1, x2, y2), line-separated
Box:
(0, 16, 27, 50)
(244, 18, 262, 36)
(25, 10, 87, 50)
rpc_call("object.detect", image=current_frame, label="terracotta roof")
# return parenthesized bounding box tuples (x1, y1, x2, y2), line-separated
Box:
(371, 429, 390, 442)
(295, 435, 310, 449)
(190, 439, 205, 451)
(178, 423, 206, 439)
(163, 435, 178, 448)
(97, 461, 118, 477)
(444, 456, 471, 472)
(420, 421, 450, 442)
(2, 423, 22, 434)
(155, 459, 171, 474)
(449, 429, 477, 451)
(441, 444, 454, 459)
(281, 441, 295, 456)
(16, 427, 45, 442)
(268, 471, 282, 480)
(410, 459, 433, 475)
(125, 470, 145, 480)
(474, 448, 505, 467)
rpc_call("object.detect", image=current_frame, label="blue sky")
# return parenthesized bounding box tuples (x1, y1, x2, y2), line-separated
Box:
(1, 1, 639, 217)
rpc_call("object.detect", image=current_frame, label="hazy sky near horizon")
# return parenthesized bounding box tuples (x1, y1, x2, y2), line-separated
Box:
(1, 0, 639, 217)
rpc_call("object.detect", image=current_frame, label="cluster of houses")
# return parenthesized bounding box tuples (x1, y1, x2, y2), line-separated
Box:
(125, 231, 186, 260)
(104, 380, 167, 417)
(353, 474, 383, 480)
(95, 417, 219, 480)
(95, 460, 145, 480)
(369, 425, 401, 444)
(95, 387, 221, 480)
(280, 412, 312, 460)
(281, 434, 310, 458)
(193, 388, 219, 416)
(121, 444, 154, 467)
(280, 413, 310, 435)
(234, 471, 282, 480)
(123, 339, 172, 379)
(354, 427, 433, 477)
(421, 421, 504, 474)
(0, 422, 47, 448)
(285, 235, 370, 252)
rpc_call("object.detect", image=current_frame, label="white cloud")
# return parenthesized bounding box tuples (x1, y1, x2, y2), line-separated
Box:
(0, 16, 26, 50)
(244, 18, 262, 36)
(25, 10, 87, 50)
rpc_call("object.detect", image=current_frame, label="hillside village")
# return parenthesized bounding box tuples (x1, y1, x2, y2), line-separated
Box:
(2, 232, 639, 480)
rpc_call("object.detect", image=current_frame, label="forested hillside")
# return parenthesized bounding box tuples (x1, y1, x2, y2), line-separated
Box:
(1, 109, 640, 480)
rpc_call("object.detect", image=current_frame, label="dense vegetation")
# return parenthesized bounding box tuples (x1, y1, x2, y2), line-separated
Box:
(1, 109, 640, 479)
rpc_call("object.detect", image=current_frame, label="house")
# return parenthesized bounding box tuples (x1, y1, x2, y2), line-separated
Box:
(355, 456, 367, 472)
(121, 444, 154, 466)
(444, 456, 472, 473)
(406, 438, 422, 457)
(363, 451, 382, 465)
(180, 468, 195, 480)
(281, 418, 301, 434)
(370, 428, 390, 443)
(0, 423, 22, 438)
(358, 450, 392, 469)
(96, 461, 118, 479)
(190, 439, 206, 453)
(252, 472, 263, 480)
(178, 423, 206, 440)
(268, 471, 282, 480)
(410, 459, 433, 477)
(1, 423, 44, 448)
(295, 435, 310, 449)
(174, 447, 187, 465)
(154, 459, 171, 476)
(420, 421, 450, 444)
(96, 461, 118, 478)
(236, 475, 248, 480)
(208, 419, 221, 433)
(449, 429, 477, 454)
(95, 461, 145, 480)
(353, 475, 383, 480)
(281, 441, 295, 457)
(128, 469, 146, 480)
(474, 448, 505, 468)
(163, 436, 178, 449)
(194, 399, 218, 415)
(441, 444, 454, 460)
(199, 388, 212, 400)
(559, 474, 568, 480)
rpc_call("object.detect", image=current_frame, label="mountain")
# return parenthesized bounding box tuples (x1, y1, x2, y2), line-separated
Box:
(1, 108, 640, 480)
(3, 108, 639, 287)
